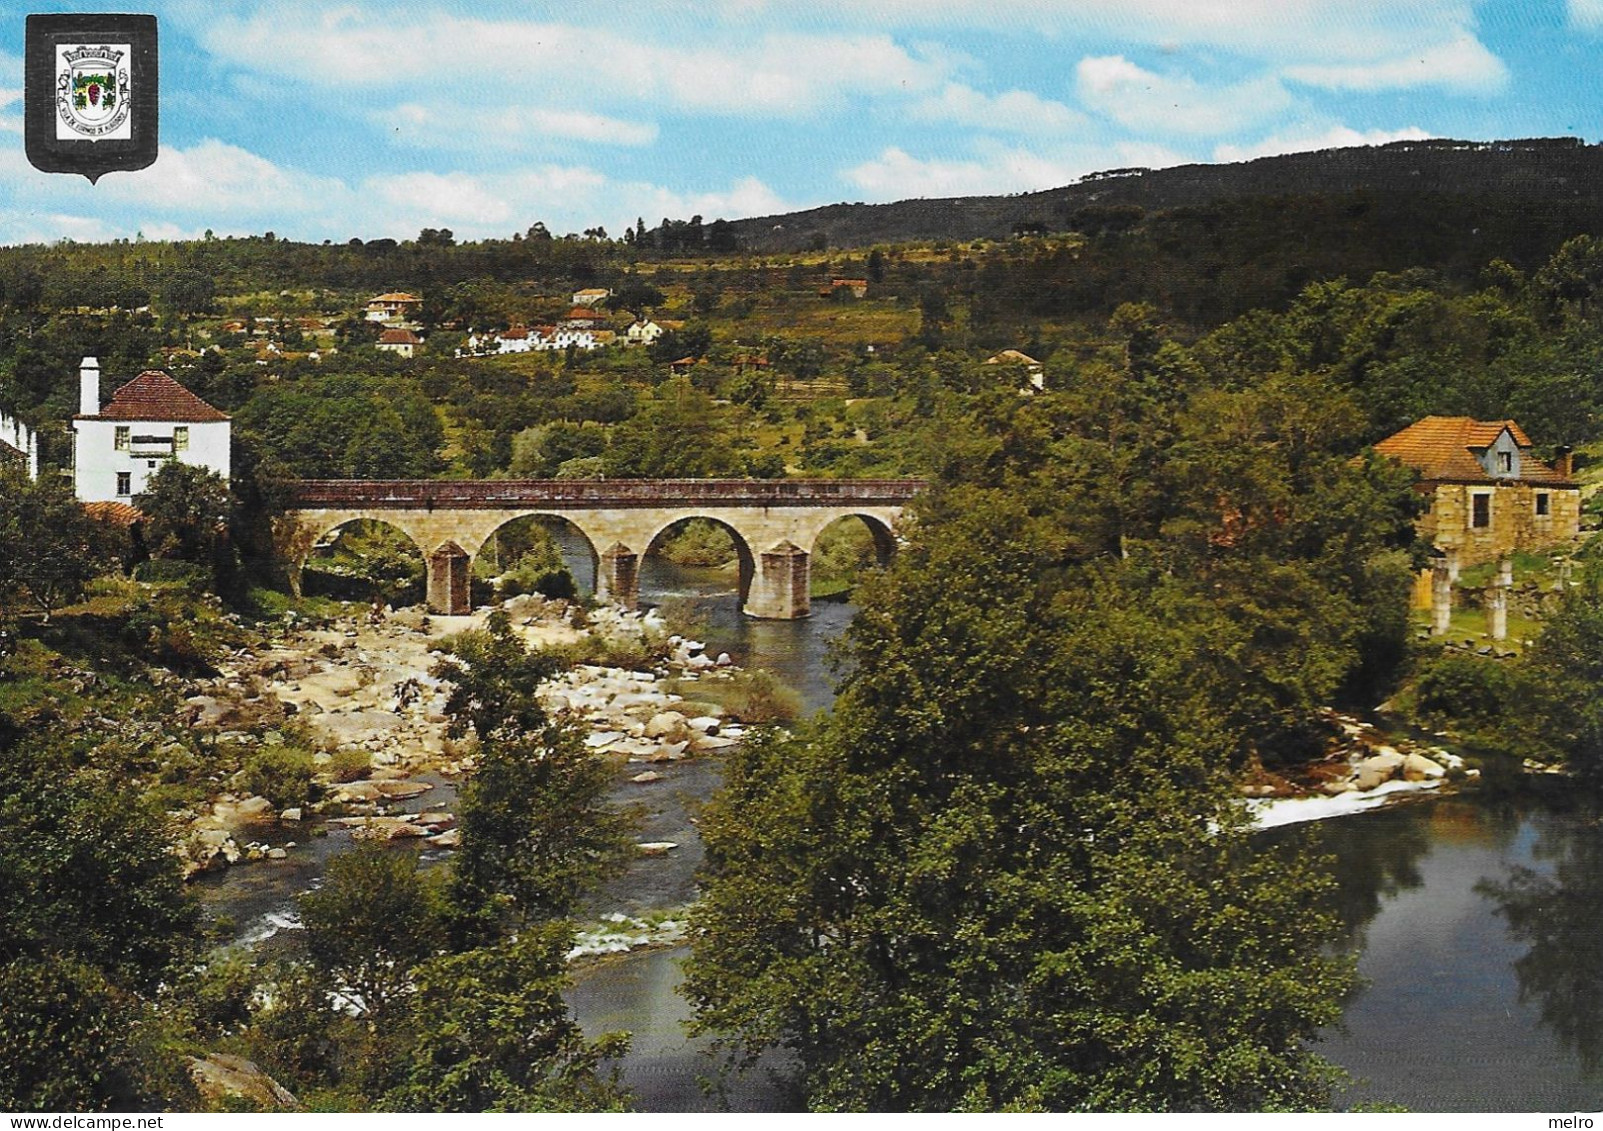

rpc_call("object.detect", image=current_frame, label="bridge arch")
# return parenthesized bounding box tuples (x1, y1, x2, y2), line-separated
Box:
(310, 517, 428, 606)
(809, 512, 898, 566)
(479, 512, 602, 599)
(641, 515, 757, 609)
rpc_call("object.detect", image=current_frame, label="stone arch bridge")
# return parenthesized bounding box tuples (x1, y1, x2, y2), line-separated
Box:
(279, 478, 924, 618)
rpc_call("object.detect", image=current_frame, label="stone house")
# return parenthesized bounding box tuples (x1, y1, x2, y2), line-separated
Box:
(1372, 415, 1580, 567)
(572, 287, 611, 307)
(72, 357, 231, 503)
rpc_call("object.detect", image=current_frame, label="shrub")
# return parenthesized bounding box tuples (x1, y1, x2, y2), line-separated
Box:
(721, 668, 802, 725)
(1412, 652, 1529, 730)
(240, 746, 317, 809)
(328, 748, 371, 784)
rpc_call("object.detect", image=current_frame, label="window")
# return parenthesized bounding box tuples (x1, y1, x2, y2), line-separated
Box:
(114, 425, 130, 451)
(1536, 492, 1551, 517)
(1497, 450, 1514, 473)
(1472, 492, 1492, 529)
(173, 426, 189, 452)
(116, 472, 131, 496)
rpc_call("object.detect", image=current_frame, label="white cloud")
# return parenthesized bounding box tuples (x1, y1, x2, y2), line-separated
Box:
(1213, 124, 1433, 164)
(843, 140, 1188, 200)
(721, 0, 1495, 67)
(1570, 0, 1603, 30)
(1283, 33, 1506, 93)
(0, 135, 794, 245)
(380, 103, 659, 150)
(189, 10, 951, 120)
(1075, 56, 1292, 136)
(909, 83, 1087, 136)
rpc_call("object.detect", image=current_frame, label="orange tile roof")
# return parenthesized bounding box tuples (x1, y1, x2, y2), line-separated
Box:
(77, 371, 229, 423)
(378, 328, 422, 344)
(369, 292, 420, 303)
(1373, 416, 1569, 484)
(83, 501, 144, 526)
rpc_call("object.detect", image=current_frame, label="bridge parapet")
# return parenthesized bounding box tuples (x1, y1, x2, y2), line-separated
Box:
(288, 478, 924, 510)
(281, 478, 924, 618)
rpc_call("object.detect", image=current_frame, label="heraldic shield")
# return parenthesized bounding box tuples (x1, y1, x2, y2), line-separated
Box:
(25, 14, 157, 183)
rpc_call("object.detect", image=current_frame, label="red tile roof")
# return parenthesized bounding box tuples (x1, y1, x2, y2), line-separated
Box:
(378, 328, 422, 345)
(1373, 416, 1570, 484)
(78, 371, 229, 423)
(83, 501, 144, 526)
(565, 307, 600, 320)
(369, 292, 420, 303)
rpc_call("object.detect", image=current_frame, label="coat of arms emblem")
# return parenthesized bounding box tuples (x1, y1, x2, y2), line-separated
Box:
(56, 43, 132, 140)
(25, 14, 157, 183)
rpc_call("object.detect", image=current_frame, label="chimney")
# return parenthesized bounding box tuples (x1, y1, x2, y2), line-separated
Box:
(78, 356, 101, 417)
(1555, 445, 1575, 480)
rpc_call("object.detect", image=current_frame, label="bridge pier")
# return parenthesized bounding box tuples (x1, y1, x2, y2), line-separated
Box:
(597, 543, 640, 610)
(746, 540, 811, 620)
(427, 541, 473, 616)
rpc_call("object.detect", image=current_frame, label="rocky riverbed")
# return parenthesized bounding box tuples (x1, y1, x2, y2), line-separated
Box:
(175, 593, 752, 945)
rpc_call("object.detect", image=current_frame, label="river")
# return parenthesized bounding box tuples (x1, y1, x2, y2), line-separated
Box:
(201, 542, 1603, 1112)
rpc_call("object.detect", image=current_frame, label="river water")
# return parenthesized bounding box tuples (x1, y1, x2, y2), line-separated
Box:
(201, 540, 1603, 1112)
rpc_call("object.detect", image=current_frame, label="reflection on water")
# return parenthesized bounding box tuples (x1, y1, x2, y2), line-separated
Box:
(1479, 818, 1603, 1078)
(1288, 800, 1603, 1112)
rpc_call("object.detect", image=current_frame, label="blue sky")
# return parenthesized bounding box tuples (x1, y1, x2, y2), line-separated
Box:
(0, 1, 1600, 245)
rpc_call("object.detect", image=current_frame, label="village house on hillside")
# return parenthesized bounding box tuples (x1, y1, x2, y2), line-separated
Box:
(626, 318, 664, 346)
(986, 349, 1045, 392)
(364, 292, 421, 324)
(825, 278, 869, 299)
(72, 357, 230, 503)
(572, 287, 611, 307)
(460, 324, 602, 356)
(376, 327, 423, 357)
(0, 411, 38, 480)
(1373, 415, 1581, 567)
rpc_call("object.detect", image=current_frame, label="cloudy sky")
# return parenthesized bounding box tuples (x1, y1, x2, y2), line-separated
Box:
(0, 1, 1598, 244)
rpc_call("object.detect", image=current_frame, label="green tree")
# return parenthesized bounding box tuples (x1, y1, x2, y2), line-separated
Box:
(298, 845, 447, 1019)
(0, 466, 112, 621)
(134, 460, 232, 571)
(433, 612, 627, 934)
(687, 388, 1380, 1111)
(0, 739, 199, 1109)
(389, 927, 629, 1112)
(1515, 563, 1603, 791)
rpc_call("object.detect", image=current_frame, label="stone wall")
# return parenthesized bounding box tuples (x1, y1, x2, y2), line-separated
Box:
(1426, 482, 1580, 567)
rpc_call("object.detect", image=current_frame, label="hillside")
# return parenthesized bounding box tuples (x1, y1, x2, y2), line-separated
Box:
(719, 138, 1603, 251)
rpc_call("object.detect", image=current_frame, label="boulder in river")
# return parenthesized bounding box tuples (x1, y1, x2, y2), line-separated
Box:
(1402, 752, 1447, 781)
(188, 1054, 299, 1111)
(644, 711, 688, 739)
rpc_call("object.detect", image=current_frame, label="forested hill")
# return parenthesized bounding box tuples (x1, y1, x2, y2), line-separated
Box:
(720, 138, 1603, 251)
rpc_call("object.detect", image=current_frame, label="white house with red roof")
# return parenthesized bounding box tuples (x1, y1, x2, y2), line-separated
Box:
(376, 327, 423, 357)
(72, 357, 231, 503)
